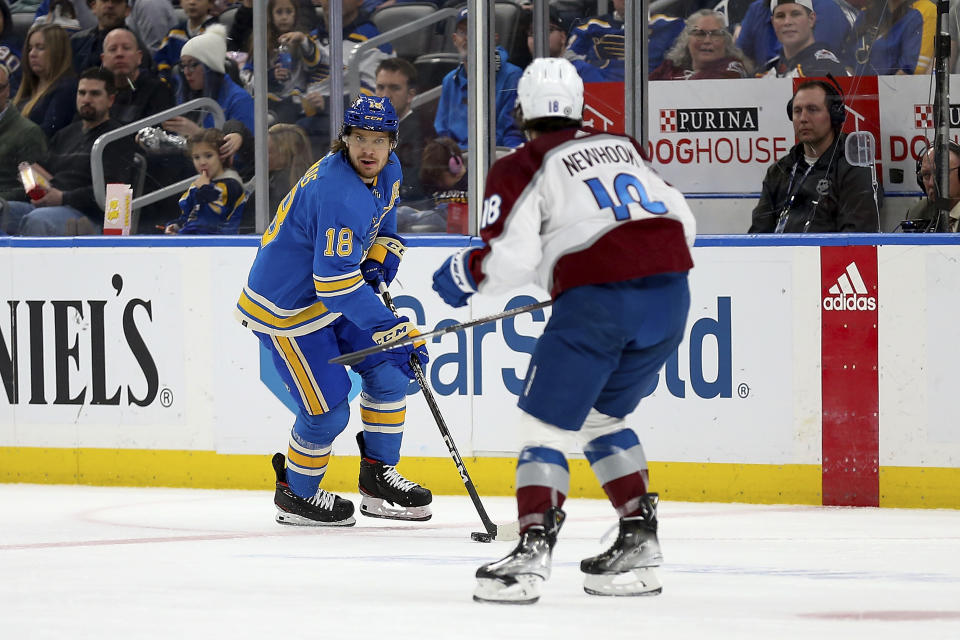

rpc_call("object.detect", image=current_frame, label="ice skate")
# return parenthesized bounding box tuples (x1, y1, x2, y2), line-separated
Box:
(473, 507, 565, 604)
(580, 493, 663, 596)
(356, 433, 432, 521)
(272, 453, 356, 526)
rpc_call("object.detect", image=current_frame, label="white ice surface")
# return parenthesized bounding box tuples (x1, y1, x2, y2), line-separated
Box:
(1, 485, 959, 640)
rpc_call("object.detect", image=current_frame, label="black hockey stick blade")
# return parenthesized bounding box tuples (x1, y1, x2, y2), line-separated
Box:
(329, 299, 552, 366)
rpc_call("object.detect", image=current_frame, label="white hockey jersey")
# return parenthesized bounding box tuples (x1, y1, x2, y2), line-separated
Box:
(467, 127, 696, 298)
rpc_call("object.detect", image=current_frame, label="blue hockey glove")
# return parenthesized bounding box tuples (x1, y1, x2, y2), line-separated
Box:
(370, 316, 429, 379)
(361, 233, 406, 288)
(432, 248, 477, 308)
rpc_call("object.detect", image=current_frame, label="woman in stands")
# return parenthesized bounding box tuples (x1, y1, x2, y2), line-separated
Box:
(650, 10, 752, 80)
(266, 122, 313, 215)
(842, 0, 924, 75)
(13, 23, 77, 138)
(162, 24, 255, 179)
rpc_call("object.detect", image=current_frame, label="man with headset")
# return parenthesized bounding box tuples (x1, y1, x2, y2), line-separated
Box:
(905, 142, 960, 232)
(748, 79, 879, 233)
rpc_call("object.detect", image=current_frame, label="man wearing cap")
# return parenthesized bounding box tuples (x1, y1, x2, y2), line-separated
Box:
(736, 0, 850, 70)
(759, 0, 847, 77)
(433, 7, 524, 150)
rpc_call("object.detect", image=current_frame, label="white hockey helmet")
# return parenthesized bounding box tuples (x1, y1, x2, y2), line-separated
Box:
(516, 57, 584, 122)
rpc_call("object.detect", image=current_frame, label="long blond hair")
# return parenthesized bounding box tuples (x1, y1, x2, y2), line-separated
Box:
(268, 123, 313, 190)
(14, 23, 75, 117)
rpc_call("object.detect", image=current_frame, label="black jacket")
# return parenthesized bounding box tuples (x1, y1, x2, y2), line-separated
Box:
(749, 133, 879, 233)
(47, 118, 137, 218)
(761, 41, 847, 78)
(110, 70, 175, 125)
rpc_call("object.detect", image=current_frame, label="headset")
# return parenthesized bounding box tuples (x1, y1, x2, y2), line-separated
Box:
(914, 140, 960, 191)
(785, 78, 846, 128)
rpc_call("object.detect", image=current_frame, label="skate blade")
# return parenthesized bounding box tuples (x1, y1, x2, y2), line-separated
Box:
(473, 576, 542, 604)
(583, 567, 662, 597)
(359, 496, 432, 521)
(275, 510, 356, 527)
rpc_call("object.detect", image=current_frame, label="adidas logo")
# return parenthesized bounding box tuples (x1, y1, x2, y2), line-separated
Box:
(822, 262, 876, 311)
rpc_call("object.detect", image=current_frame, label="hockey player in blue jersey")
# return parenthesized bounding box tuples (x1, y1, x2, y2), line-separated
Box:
(432, 58, 696, 603)
(236, 95, 432, 526)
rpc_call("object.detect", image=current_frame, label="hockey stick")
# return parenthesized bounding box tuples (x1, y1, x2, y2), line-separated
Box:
(329, 298, 552, 367)
(377, 283, 518, 543)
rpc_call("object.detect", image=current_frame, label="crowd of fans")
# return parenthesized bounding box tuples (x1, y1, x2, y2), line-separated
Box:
(0, 0, 956, 236)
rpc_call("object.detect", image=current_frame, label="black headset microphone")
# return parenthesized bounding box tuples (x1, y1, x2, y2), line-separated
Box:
(774, 76, 848, 232)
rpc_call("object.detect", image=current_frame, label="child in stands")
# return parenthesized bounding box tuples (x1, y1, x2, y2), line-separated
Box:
(165, 127, 246, 234)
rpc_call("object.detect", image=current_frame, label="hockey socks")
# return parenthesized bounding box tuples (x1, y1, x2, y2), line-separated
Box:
(583, 429, 650, 518)
(515, 446, 569, 533)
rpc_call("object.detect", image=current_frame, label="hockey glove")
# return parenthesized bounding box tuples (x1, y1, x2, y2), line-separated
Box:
(370, 316, 429, 379)
(361, 233, 406, 288)
(431, 248, 477, 308)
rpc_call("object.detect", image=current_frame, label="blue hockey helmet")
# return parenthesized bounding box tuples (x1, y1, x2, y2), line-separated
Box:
(342, 95, 399, 134)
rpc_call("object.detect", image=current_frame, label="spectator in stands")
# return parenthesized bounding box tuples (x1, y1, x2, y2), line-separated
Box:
(38, 0, 83, 33)
(395, 136, 467, 233)
(255, 0, 322, 124)
(32, 0, 96, 30)
(164, 127, 246, 234)
(163, 23, 254, 187)
(3, 67, 137, 236)
(748, 80, 878, 233)
(842, 0, 924, 75)
(13, 23, 77, 139)
(102, 27, 173, 123)
(70, 0, 150, 73)
(127, 0, 175, 56)
(154, 0, 220, 84)
(375, 58, 431, 203)
(0, 0, 23, 94)
(651, 10, 752, 79)
(0, 65, 47, 204)
(564, 0, 685, 76)
(296, 0, 393, 157)
(904, 142, 960, 232)
(758, 0, 847, 77)
(165, 24, 254, 136)
(736, 0, 851, 71)
(229, 0, 317, 51)
(522, 7, 604, 82)
(909, 0, 936, 75)
(266, 122, 312, 215)
(434, 8, 523, 150)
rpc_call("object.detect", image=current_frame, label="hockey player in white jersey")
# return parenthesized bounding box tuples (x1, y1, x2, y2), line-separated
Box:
(431, 58, 696, 604)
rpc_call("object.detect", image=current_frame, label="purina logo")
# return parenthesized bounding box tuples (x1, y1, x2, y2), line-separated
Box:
(659, 108, 759, 133)
(913, 104, 960, 130)
(822, 262, 876, 311)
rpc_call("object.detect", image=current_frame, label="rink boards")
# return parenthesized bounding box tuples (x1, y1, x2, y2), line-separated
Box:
(0, 235, 958, 508)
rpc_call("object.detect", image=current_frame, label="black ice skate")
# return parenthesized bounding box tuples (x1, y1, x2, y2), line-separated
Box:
(580, 492, 663, 596)
(473, 507, 566, 605)
(356, 432, 432, 521)
(272, 453, 356, 526)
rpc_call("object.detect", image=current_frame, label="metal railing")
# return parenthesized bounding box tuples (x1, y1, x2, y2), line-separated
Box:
(90, 98, 225, 211)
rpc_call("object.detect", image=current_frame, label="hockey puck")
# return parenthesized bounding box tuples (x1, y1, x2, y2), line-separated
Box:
(471, 531, 494, 543)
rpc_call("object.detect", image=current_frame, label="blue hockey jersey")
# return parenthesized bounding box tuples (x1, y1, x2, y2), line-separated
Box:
(235, 149, 402, 336)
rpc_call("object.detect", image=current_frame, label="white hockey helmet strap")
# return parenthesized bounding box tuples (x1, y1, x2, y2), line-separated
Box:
(516, 57, 584, 122)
